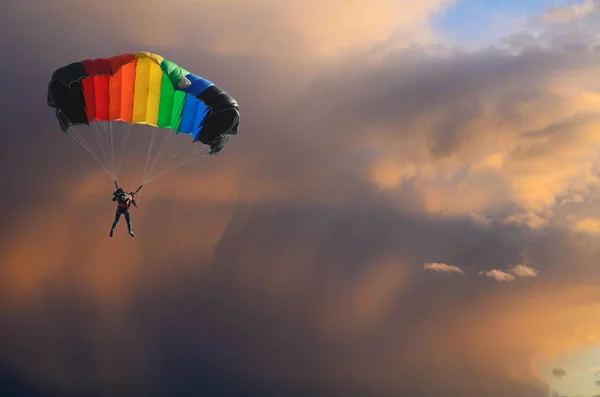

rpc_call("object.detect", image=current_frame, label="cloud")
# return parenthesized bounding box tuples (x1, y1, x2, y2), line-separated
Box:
(559, 193, 585, 206)
(423, 262, 465, 274)
(5, 0, 454, 63)
(510, 265, 539, 278)
(542, 0, 600, 24)
(503, 211, 549, 230)
(303, 24, 600, 226)
(478, 264, 539, 282)
(479, 269, 517, 282)
(3, 0, 600, 396)
(552, 367, 567, 378)
(10, 0, 600, 229)
(424, 262, 465, 275)
(574, 217, 600, 233)
(423, 261, 538, 280)
(5, 197, 600, 397)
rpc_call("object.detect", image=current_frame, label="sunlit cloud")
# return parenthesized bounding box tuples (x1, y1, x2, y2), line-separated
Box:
(573, 218, 600, 233)
(479, 269, 517, 282)
(510, 264, 539, 278)
(9, 0, 455, 64)
(502, 211, 549, 230)
(478, 263, 539, 282)
(423, 262, 465, 275)
(307, 16, 600, 228)
(542, 0, 599, 24)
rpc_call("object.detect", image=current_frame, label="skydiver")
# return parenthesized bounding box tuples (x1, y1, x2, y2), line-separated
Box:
(110, 187, 138, 237)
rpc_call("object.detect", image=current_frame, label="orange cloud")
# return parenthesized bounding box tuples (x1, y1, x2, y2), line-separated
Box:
(0, 170, 238, 308)
(312, 279, 600, 395)
(424, 262, 465, 274)
(542, 0, 599, 24)
(333, 49, 600, 224)
(478, 264, 539, 282)
(573, 217, 600, 233)
(480, 269, 517, 282)
(510, 264, 539, 278)
(12, 0, 453, 64)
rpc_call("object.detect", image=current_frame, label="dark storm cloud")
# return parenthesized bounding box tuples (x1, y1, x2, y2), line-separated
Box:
(2, 200, 567, 397)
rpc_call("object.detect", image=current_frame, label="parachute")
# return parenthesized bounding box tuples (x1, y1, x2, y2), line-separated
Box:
(47, 52, 240, 191)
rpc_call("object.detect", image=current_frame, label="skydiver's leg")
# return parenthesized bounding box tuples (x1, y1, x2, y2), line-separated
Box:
(125, 212, 132, 231)
(113, 211, 121, 228)
(110, 211, 121, 237)
(125, 213, 135, 237)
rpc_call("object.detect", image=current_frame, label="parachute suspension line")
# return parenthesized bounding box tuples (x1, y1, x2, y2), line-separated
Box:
(67, 121, 136, 182)
(142, 132, 190, 184)
(69, 127, 110, 176)
(135, 188, 143, 202)
(108, 121, 117, 178)
(143, 143, 212, 185)
(144, 150, 210, 185)
(144, 129, 176, 184)
(67, 126, 113, 180)
(88, 123, 105, 169)
(102, 121, 115, 177)
(142, 129, 167, 184)
(99, 121, 115, 178)
(142, 128, 158, 184)
(143, 133, 226, 185)
(93, 121, 116, 180)
(141, 131, 175, 184)
(115, 123, 131, 181)
(90, 122, 112, 177)
(97, 122, 111, 171)
(142, 140, 192, 184)
(68, 122, 221, 186)
(67, 127, 101, 170)
(134, 183, 146, 205)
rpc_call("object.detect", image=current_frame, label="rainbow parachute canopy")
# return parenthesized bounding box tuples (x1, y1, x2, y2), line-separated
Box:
(47, 52, 239, 155)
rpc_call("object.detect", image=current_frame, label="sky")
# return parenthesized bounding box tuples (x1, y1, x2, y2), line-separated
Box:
(434, 0, 577, 45)
(1, 0, 600, 396)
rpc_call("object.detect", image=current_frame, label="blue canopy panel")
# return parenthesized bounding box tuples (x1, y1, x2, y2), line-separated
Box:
(183, 74, 215, 97)
(177, 73, 215, 141)
(178, 94, 210, 141)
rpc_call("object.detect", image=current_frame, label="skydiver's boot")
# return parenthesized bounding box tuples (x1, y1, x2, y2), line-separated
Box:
(110, 228, 115, 237)
(128, 229, 135, 237)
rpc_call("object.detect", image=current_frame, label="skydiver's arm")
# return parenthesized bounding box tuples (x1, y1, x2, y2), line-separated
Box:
(127, 192, 138, 207)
